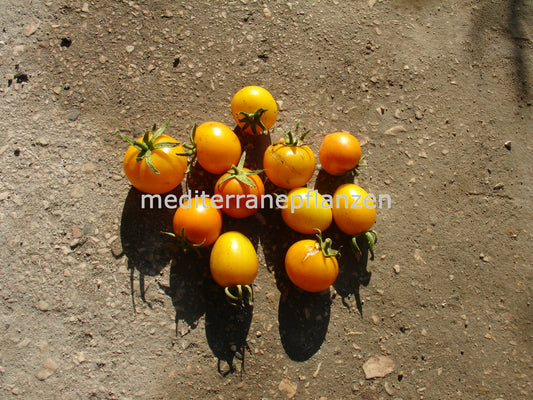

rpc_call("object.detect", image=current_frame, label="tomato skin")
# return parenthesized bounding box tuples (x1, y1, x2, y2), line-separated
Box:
(210, 231, 258, 287)
(285, 239, 339, 292)
(319, 132, 362, 176)
(281, 188, 332, 234)
(231, 86, 278, 135)
(263, 140, 316, 189)
(172, 197, 223, 247)
(332, 184, 376, 235)
(195, 121, 241, 174)
(123, 134, 187, 194)
(214, 171, 265, 218)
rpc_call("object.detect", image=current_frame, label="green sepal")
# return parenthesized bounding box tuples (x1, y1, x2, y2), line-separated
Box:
(225, 284, 254, 307)
(216, 151, 263, 190)
(351, 230, 378, 261)
(238, 108, 268, 135)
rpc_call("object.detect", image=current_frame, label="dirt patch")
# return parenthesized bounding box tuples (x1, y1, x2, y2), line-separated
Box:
(0, 0, 531, 399)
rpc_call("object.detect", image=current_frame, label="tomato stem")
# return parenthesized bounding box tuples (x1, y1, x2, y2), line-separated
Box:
(273, 120, 311, 147)
(175, 124, 198, 174)
(313, 228, 339, 258)
(225, 284, 254, 307)
(216, 151, 263, 190)
(351, 230, 378, 261)
(162, 229, 206, 254)
(237, 108, 268, 135)
(117, 118, 178, 174)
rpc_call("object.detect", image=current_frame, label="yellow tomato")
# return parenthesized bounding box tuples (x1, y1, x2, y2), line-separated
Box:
(210, 231, 258, 288)
(281, 188, 332, 234)
(231, 86, 278, 135)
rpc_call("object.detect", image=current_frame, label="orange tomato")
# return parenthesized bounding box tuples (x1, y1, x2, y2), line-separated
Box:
(172, 197, 223, 247)
(263, 122, 316, 189)
(332, 184, 376, 235)
(120, 119, 187, 194)
(186, 121, 241, 174)
(285, 232, 339, 292)
(319, 132, 362, 175)
(214, 152, 264, 218)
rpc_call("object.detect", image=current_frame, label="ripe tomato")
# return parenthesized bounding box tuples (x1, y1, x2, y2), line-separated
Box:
(231, 86, 278, 135)
(285, 231, 339, 292)
(263, 122, 316, 189)
(210, 231, 258, 305)
(120, 119, 187, 194)
(281, 188, 332, 234)
(181, 121, 241, 175)
(214, 152, 265, 218)
(172, 197, 223, 247)
(332, 183, 378, 260)
(332, 184, 376, 235)
(319, 132, 362, 176)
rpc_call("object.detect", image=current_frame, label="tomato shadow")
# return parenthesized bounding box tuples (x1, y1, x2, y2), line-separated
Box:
(234, 125, 272, 171)
(330, 227, 372, 317)
(314, 172, 373, 317)
(260, 206, 332, 361)
(120, 186, 180, 311)
(204, 280, 254, 377)
(158, 247, 211, 335)
(314, 168, 357, 196)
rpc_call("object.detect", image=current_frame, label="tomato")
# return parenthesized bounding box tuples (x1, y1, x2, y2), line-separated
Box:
(319, 132, 362, 176)
(210, 231, 258, 305)
(172, 197, 223, 247)
(119, 119, 187, 194)
(231, 86, 278, 135)
(332, 184, 376, 235)
(214, 152, 265, 218)
(332, 183, 378, 260)
(181, 121, 241, 175)
(263, 122, 316, 189)
(281, 188, 332, 234)
(285, 231, 339, 292)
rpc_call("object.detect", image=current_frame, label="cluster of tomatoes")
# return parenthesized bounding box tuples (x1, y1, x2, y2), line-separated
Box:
(118, 86, 377, 305)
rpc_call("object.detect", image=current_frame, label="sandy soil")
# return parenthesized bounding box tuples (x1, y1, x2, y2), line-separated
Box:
(0, 0, 531, 399)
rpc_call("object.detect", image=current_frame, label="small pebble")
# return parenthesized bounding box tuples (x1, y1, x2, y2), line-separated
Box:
(126, 45, 135, 53)
(393, 264, 401, 274)
(38, 300, 50, 311)
(67, 110, 80, 121)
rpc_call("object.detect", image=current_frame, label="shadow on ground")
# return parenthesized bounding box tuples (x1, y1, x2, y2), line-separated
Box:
(120, 186, 180, 311)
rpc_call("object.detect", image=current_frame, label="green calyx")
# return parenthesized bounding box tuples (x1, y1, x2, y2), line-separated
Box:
(117, 118, 178, 174)
(176, 124, 198, 173)
(273, 121, 311, 147)
(314, 228, 339, 258)
(216, 151, 263, 190)
(225, 284, 254, 307)
(351, 230, 378, 261)
(238, 108, 268, 135)
(163, 228, 205, 254)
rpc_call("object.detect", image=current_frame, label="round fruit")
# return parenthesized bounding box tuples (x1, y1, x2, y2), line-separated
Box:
(214, 152, 264, 218)
(210, 231, 258, 288)
(332, 183, 376, 236)
(285, 231, 339, 292)
(281, 188, 332, 234)
(319, 132, 362, 175)
(182, 121, 241, 175)
(120, 119, 187, 194)
(172, 197, 223, 247)
(263, 122, 316, 189)
(231, 86, 278, 135)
